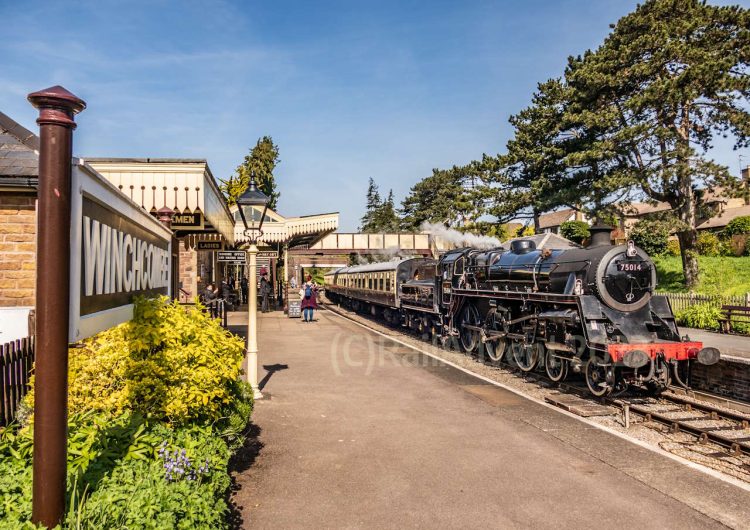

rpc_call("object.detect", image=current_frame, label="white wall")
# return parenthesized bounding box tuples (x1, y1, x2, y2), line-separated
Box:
(0, 307, 32, 343)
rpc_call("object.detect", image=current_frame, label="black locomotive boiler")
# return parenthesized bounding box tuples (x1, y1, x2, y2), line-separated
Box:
(324, 226, 720, 396)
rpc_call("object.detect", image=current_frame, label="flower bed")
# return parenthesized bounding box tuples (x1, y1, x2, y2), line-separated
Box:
(0, 297, 252, 529)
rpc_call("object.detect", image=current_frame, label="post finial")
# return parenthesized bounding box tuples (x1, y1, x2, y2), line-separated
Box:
(27, 86, 86, 129)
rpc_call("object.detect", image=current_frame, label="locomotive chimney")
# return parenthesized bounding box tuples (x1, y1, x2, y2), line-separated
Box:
(587, 225, 613, 247)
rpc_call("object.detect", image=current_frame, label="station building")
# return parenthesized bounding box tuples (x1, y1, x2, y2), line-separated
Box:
(0, 108, 451, 340)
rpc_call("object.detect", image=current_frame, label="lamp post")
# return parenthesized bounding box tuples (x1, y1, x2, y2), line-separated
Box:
(236, 174, 270, 399)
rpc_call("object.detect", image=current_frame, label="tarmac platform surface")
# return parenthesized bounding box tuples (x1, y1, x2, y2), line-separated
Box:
(683, 327, 750, 362)
(230, 309, 750, 529)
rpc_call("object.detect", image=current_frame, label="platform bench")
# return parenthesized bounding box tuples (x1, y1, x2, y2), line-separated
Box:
(718, 305, 750, 334)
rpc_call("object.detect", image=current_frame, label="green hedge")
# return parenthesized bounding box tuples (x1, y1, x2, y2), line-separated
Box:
(0, 298, 253, 529)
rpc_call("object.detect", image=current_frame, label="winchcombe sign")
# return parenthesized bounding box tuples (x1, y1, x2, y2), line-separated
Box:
(69, 161, 173, 342)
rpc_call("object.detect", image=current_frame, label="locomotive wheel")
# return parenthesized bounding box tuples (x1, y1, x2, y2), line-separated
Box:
(512, 341, 541, 372)
(485, 337, 506, 363)
(672, 360, 691, 389)
(459, 304, 481, 353)
(544, 350, 568, 382)
(585, 358, 613, 397)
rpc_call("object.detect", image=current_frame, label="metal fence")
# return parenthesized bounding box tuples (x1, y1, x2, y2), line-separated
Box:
(0, 336, 35, 426)
(180, 299, 228, 328)
(657, 291, 750, 313)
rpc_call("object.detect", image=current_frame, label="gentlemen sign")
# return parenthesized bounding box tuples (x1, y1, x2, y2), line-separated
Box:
(171, 211, 204, 230)
(70, 162, 173, 341)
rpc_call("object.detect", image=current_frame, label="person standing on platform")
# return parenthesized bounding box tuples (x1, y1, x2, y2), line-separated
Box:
(240, 276, 248, 305)
(260, 275, 271, 313)
(300, 274, 318, 322)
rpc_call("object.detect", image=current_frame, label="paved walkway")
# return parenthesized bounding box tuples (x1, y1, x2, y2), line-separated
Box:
(230, 309, 750, 529)
(683, 327, 750, 362)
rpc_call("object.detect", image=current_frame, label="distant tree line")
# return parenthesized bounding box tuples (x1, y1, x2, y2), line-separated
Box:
(362, 0, 750, 288)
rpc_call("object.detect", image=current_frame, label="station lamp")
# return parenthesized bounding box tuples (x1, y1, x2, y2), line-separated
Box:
(236, 174, 270, 243)
(235, 173, 270, 400)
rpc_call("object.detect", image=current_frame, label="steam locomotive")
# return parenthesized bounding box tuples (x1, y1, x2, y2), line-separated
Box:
(324, 226, 720, 396)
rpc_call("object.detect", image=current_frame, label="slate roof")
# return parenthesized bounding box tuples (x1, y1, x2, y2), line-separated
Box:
(537, 208, 576, 229)
(0, 112, 39, 179)
(697, 204, 750, 230)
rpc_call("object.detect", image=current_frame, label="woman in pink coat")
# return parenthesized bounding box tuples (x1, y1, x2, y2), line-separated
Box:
(300, 274, 318, 322)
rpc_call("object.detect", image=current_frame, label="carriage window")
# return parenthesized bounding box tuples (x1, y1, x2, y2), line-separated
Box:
(380, 274, 384, 291)
(386, 274, 391, 292)
(368, 276, 373, 290)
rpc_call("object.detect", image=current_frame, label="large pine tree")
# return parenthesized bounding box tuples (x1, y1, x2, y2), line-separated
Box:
(565, 0, 750, 287)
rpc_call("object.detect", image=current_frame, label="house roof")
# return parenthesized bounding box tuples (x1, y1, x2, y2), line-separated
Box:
(697, 204, 750, 230)
(538, 208, 576, 229)
(624, 188, 735, 218)
(0, 112, 39, 180)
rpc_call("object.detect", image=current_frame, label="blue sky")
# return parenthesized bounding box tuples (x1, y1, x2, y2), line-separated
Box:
(1, 0, 748, 231)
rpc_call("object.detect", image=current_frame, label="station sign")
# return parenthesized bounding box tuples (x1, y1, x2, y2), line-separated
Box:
(171, 211, 204, 230)
(69, 162, 173, 342)
(257, 250, 278, 258)
(197, 240, 224, 251)
(218, 251, 246, 263)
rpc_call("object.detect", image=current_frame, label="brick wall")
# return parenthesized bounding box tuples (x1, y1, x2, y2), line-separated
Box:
(691, 358, 750, 403)
(179, 246, 197, 301)
(0, 193, 36, 306)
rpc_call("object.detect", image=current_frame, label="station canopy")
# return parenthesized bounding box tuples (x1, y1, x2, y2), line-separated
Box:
(232, 205, 338, 249)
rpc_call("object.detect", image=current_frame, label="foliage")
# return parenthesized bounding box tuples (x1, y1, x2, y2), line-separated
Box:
(2, 295, 254, 529)
(516, 225, 535, 237)
(360, 178, 400, 232)
(675, 303, 723, 331)
(696, 232, 721, 257)
(220, 136, 281, 210)
(24, 297, 246, 427)
(564, 0, 750, 287)
(400, 166, 478, 230)
(559, 220, 590, 244)
(666, 239, 681, 257)
(0, 413, 238, 529)
(653, 255, 750, 296)
(459, 222, 509, 241)
(630, 219, 671, 256)
(727, 234, 749, 257)
(724, 216, 750, 237)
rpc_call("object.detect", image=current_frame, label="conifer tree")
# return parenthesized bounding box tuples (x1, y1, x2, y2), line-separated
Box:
(221, 136, 281, 210)
(565, 0, 750, 287)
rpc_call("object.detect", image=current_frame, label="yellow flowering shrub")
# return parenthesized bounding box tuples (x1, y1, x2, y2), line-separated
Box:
(26, 297, 246, 426)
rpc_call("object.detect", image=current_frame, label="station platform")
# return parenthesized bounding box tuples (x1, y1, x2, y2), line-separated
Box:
(683, 327, 750, 362)
(229, 309, 750, 529)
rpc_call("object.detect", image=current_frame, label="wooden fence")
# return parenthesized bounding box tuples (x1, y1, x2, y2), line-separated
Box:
(0, 336, 35, 426)
(657, 291, 750, 314)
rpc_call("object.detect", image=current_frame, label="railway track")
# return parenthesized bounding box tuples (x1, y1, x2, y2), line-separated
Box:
(322, 301, 750, 458)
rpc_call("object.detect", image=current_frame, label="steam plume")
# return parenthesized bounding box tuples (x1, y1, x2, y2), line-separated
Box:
(420, 222, 502, 250)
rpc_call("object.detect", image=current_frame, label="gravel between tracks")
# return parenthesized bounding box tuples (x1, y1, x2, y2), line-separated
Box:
(322, 301, 750, 483)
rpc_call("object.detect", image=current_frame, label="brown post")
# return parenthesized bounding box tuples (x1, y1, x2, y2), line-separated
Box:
(27, 86, 85, 528)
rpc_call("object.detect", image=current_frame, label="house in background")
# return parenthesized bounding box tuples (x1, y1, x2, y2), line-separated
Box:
(620, 185, 748, 234)
(537, 208, 587, 234)
(0, 112, 38, 343)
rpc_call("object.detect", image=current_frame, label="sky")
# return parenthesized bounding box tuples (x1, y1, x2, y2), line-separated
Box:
(1, 0, 748, 231)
